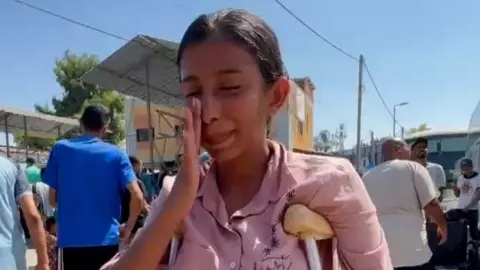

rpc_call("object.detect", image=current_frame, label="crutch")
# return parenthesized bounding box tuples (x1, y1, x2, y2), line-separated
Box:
(283, 204, 336, 270)
(168, 222, 184, 267)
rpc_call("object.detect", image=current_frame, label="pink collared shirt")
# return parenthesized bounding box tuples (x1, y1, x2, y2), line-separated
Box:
(104, 142, 392, 270)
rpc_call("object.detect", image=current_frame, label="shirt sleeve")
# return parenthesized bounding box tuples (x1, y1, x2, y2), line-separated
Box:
(43, 144, 59, 189)
(118, 151, 137, 188)
(436, 166, 447, 189)
(412, 163, 439, 207)
(308, 159, 393, 269)
(14, 164, 32, 201)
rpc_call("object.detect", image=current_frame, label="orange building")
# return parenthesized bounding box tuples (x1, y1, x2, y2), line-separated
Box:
(291, 77, 315, 151)
(124, 97, 183, 168)
(266, 77, 315, 151)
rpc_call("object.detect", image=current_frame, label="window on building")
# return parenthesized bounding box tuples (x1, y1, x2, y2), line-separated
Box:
(440, 137, 468, 152)
(297, 121, 304, 136)
(136, 128, 154, 142)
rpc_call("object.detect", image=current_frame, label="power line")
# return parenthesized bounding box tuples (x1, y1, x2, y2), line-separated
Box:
(273, 0, 404, 129)
(363, 62, 404, 129)
(16, 0, 405, 130)
(273, 0, 358, 61)
(14, 0, 128, 42)
(13, 0, 182, 99)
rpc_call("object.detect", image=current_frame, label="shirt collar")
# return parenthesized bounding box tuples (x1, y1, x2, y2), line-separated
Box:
(196, 141, 294, 223)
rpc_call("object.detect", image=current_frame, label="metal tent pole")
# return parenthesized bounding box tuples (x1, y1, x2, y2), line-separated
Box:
(4, 114, 10, 157)
(23, 115, 29, 159)
(145, 63, 155, 170)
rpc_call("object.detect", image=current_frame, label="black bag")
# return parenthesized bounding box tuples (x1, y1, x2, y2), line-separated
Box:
(431, 221, 469, 266)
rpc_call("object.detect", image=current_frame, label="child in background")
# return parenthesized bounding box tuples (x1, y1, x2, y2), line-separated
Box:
(45, 217, 58, 270)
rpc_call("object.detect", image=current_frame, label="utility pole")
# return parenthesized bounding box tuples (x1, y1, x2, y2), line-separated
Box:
(356, 55, 364, 171)
(370, 130, 375, 166)
(393, 106, 397, 137)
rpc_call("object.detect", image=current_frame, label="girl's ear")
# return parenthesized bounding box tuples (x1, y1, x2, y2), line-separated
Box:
(267, 77, 290, 116)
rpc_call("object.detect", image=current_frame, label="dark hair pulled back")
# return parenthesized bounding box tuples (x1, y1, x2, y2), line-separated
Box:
(176, 9, 287, 84)
(177, 9, 287, 138)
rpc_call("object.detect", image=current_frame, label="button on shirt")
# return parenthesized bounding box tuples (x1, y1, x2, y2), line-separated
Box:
(138, 142, 392, 269)
(0, 157, 32, 270)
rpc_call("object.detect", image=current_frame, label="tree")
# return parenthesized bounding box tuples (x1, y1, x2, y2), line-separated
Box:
(15, 50, 125, 149)
(314, 124, 347, 153)
(333, 123, 347, 151)
(314, 130, 332, 152)
(407, 123, 430, 135)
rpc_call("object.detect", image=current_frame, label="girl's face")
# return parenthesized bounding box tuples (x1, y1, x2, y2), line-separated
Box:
(179, 39, 289, 162)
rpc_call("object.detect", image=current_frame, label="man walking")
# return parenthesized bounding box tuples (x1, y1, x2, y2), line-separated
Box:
(363, 139, 447, 270)
(453, 158, 480, 240)
(120, 156, 150, 244)
(43, 104, 144, 270)
(0, 156, 49, 270)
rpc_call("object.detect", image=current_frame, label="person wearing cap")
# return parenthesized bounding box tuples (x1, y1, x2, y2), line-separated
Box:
(411, 137, 446, 199)
(410, 137, 447, 262)
(454, 158, 480, 240)
(42, 104, 144, 269)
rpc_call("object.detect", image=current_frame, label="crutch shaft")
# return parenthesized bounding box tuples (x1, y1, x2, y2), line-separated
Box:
(305, 238, 322, 270)
(168, 237, 180, 267)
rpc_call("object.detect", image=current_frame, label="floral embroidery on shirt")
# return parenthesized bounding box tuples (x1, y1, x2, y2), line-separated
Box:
(254, 255, 293, 270)
(263, 189, 296, 257)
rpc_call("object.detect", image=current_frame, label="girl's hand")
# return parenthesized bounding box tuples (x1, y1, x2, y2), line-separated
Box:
(165, 98, 202, 215)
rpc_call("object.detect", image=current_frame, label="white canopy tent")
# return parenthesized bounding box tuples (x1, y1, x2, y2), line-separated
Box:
(0, 105, 79, 159)
(82, 35, 184, 169)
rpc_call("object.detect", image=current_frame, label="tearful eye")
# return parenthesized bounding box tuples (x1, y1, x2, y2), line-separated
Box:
(220, 85, 241, 91)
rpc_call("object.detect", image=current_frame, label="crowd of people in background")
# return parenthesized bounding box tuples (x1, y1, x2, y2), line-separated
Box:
(0, 111, 479, 270)
(363, 137, 479, 269)
(0, 104, 183, 270)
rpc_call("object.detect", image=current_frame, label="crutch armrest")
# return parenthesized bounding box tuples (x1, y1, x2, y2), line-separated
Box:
(283, 204, 335, 240)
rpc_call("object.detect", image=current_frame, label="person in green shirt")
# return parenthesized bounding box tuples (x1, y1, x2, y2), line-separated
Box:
(25, 157, 41, 184)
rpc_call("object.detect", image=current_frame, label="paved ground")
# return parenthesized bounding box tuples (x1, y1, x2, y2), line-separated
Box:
(26, 247, 36, 269)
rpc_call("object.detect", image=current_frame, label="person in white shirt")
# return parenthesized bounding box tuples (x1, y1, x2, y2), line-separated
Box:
(410, 137, 447, 260)
(453, 158, 480, 240)
(410, 137, 447, 197)
(363, 138, 447, 270)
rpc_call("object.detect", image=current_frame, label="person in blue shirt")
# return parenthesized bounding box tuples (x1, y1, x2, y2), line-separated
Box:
(43, 104, 144, 270)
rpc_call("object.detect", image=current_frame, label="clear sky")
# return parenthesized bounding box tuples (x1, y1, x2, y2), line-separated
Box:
(1, 0, 479, 148)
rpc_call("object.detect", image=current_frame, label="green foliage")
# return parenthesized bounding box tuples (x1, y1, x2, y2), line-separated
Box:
(314, 124, 347, 153)
(13, 134, 55, 151)
(15, 50, 125, 149)
(407, 123, 430, 135)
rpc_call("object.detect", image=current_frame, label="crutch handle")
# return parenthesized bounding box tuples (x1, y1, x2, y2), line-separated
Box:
(283, 204, 335, 240)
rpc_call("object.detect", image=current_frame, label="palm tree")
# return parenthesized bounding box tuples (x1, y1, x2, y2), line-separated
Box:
(314, 130, 333, 153)
(407, 123, 430, 135)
